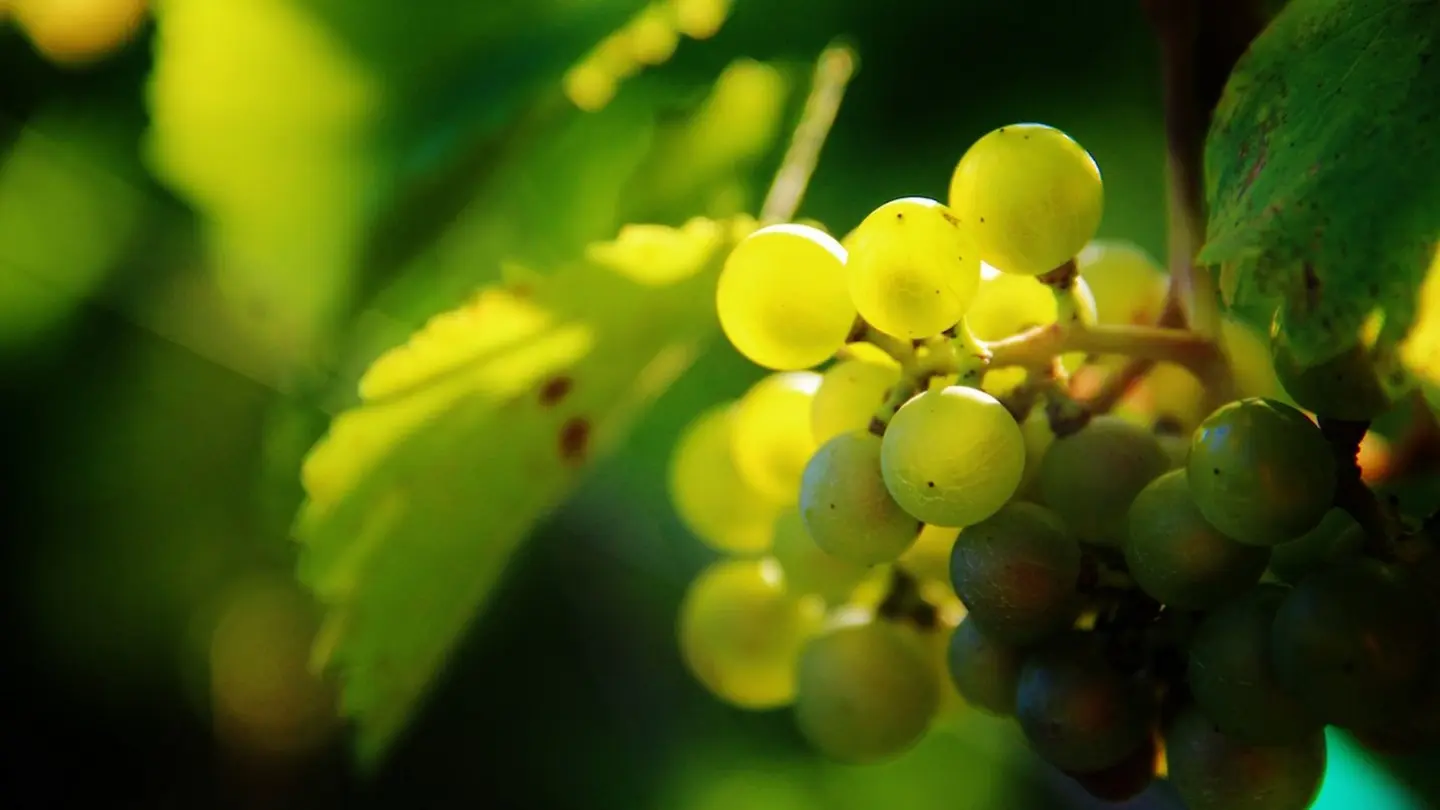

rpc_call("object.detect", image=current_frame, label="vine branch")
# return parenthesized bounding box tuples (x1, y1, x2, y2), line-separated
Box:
(760, 44, 856, 224)
(1141, 0, 1267, 338)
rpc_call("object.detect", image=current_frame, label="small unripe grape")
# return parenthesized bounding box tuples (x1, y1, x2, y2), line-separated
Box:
(846, 197, 981, 339)
(948, 123, 1104, 276)
(716, 224, 855, 370)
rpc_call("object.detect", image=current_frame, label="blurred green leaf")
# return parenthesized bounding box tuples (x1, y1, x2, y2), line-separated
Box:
(296, 216, 747, 765)
(291, 58, 793, 764)
(1199, 0, 1440, 365)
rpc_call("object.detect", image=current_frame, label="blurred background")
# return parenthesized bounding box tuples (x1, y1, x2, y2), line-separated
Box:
(1, 0, 1436, 808)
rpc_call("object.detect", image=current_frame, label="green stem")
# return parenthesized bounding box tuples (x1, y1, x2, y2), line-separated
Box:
(759, 44, 856, 224)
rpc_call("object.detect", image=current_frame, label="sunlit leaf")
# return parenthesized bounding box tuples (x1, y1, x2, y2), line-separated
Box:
(1199, 0, 1440, 366)
(296, 215, 753, 765)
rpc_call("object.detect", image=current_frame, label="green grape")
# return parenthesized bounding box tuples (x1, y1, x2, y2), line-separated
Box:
(1124, 470, 1269, 609)
(946, 617, 1024, 715)
(845, 197, 981, 339)
(770, 508, 870, 604)
(799, 431, 920, 565)
(793, 618, 940, 763)
(1157, 430, 1190, 470)
(715, 223, 855, 370)
(1268, 508, 1364, 584)
(948, 123, 1103, 276)
(880, 386, 1025, 527)
(678, 558, 822, 709)
(1270, 559, 1437, 730)
(897, 523, 960, 586)
(1165, 705, 1326, 810)
(810, 347, 902, 444)
(1273, 338, 1402, 421)
(1187, 585, 1320, 744)
(1075, 240, 1168, 326)
(731, 371, 822, 503)
(1038, 416, 1169, 546)
(1187, 398, 1336, 546)
(669, 403, 781, 554)
(1015, 634, 1152, 773)
(1067, 735, 1158, 803)
(949, 502, 1081, 644)
(966, 269, 1098, 397)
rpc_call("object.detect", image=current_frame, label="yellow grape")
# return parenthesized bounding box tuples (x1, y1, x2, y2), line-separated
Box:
(968, 269, 1097, 397)
(622, 4, 680, 65)
(1076, 240, 1169, 326)
(880, 386, 1026, 527)
(897, 524, 960, 586)
(847, 197, 981, 339)
(730, 371, 822, 503)
(13, 0, 148, 65)
(1220, 317, 1287, 402)
(716, 224, 855, 370)
(678, 558, 823, 709)
(771, 509, 870, 604)
(671, 0, 731, 39)
(810, 346, 902, 444)
(669, 404, 781, 554)
(948, 123, 1104, 276)
(1115, 362, 1207, 433)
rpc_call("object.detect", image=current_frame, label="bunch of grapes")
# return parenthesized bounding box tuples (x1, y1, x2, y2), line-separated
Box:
(667, 121, 1440, 810)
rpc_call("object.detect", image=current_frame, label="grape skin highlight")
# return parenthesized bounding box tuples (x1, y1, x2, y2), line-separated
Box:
(880, 386, 1025, 528)
(793, 620, 940, 763)
(715, 223, 855, 370)
(948, 123, 1104, 276)
(846, 197, 981, 339)
(678, 558, 822, 709)
(799, 431, 920, 566)
(1186, 398, 1336, 546)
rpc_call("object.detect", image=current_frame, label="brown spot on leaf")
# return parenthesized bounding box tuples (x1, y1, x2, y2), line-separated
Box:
(559, 418, 590, 463)
(539, 376, 573, 407)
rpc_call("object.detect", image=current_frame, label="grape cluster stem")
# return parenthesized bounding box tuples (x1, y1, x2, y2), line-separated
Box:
(1319, 417, 1404, 559)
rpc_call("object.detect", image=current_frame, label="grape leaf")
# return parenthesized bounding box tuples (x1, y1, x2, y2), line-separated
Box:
(295, 217, 751, 765)
(1199, 0, 1440, 366)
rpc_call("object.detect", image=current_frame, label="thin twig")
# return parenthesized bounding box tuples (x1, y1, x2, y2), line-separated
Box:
(760, 44, 856, 224)
(1078, 292, 1187, 414)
